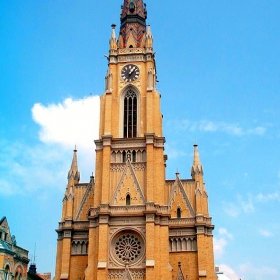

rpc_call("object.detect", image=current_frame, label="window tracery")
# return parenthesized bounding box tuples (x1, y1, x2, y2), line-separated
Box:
(114, 233, 142, 264)
(123, 89, 137, 138)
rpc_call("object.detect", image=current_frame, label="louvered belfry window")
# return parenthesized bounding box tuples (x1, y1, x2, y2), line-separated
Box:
(123, 89, 137, 138)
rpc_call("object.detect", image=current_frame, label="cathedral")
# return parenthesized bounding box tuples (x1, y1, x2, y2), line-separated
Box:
(54, 1, 216, 279)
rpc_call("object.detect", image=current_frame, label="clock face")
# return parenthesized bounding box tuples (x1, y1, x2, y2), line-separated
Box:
(121, 64, 140, 82)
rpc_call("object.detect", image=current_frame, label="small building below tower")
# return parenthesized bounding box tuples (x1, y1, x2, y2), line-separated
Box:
(0, 217, 29, 280)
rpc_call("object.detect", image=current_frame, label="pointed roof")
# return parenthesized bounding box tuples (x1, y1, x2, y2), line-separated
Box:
(110, 160, 146, 205)
(68, 148, 80, 181)
(0, 216, 10, 236)
(119, 0, 147, 48)
(0, 216, 6, 225)
(191, 144, 203, 176)
(0, 217, 15, 253)
(168, 174, 195, 217)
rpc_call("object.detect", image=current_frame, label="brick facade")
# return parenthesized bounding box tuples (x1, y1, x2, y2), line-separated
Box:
(54, 1, 216, 279)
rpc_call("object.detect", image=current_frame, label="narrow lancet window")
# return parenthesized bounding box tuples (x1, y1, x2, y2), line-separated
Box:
(177, 208, 182, 218)
(122, 151, 127, 163)
(132, 150, 136, 162)
(123, 89, 137, 138)
(126, 194, 131, 206)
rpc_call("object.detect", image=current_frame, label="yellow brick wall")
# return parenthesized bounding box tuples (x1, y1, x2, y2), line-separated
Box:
(69, 256, 88, 280)
(169, 252, 199, 280)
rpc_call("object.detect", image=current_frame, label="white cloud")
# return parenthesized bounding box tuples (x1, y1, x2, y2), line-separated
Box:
(0, 142, 70, 196)
(256, 192, 280, 203)
(259, 229, 273, 237)
(217, 262, 278, 280)
(0, 178, 20, 196)
(165, 143, 188, 160)
(238, 263, 278, 279)
(247, 126, 266, 135)
(214, 237, 227, 259)
(0, 96, 101, 197)
(214, 227, 233, 260)
(222, 201, 240, 217)
(32, 95, 100, 181)
(218, 228, 233, 239)
(32, 96, 100, 149)
(217, 264, 240, 280)
(238, 194, 255, 213)
(168, 119, 266, 136)
(223, 190, 280, 219)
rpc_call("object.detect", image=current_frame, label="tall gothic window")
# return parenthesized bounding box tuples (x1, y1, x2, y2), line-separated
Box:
(123, 89, 137, 138)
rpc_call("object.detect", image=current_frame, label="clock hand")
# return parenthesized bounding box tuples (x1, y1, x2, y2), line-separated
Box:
(129, 66, 136, 75)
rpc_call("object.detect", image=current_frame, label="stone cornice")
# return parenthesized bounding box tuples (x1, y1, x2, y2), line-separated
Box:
(95, 135, 165, 150)
(109, 49, 153, 64)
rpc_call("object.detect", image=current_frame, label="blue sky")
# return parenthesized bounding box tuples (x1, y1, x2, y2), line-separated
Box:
(1, 1, 280, 279)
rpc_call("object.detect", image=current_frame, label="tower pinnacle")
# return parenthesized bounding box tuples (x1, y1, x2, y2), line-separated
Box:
(191, 144, 203, 176)
(67, 148, 80, 182)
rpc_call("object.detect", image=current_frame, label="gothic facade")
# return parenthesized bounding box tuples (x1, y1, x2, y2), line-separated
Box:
(54, 1, 216, 279)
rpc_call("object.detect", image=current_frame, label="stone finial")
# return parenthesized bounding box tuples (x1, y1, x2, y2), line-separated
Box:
(109, 24, 118, 51)
(145, 25, 153, 49)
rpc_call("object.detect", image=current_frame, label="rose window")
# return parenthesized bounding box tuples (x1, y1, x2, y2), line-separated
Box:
(113, 232, 143, 264)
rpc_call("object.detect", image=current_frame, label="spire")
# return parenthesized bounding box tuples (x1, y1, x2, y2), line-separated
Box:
(191, 144, 203, 176)
(68, 147, 80, 182)
(109, 24, 118, 52)
(119, 0, 147, 48)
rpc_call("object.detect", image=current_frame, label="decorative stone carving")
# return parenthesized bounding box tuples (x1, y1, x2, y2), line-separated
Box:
(71, 240, 88, 255)
(169, 237, 197, 252)
(110, 161, 145, 206)
(114, 233, 142, 263)
(111, 164, 126, 172)
(109, 229, 145, 268)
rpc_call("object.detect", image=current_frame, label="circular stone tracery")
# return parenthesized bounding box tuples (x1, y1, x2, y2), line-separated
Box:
(113, 232, 143, 265)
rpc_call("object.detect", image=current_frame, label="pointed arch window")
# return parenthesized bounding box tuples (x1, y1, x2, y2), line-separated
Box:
(123, 89, 137, 138)
(4, 266, 10, 280)
(177, 208, 182, 218)
(122, 151, 127, 163)
(132, 150, 136, 162)
(126, 194, 131, 206)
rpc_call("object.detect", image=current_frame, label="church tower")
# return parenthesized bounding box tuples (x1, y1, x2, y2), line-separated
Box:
(54, 1, 216, 280)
